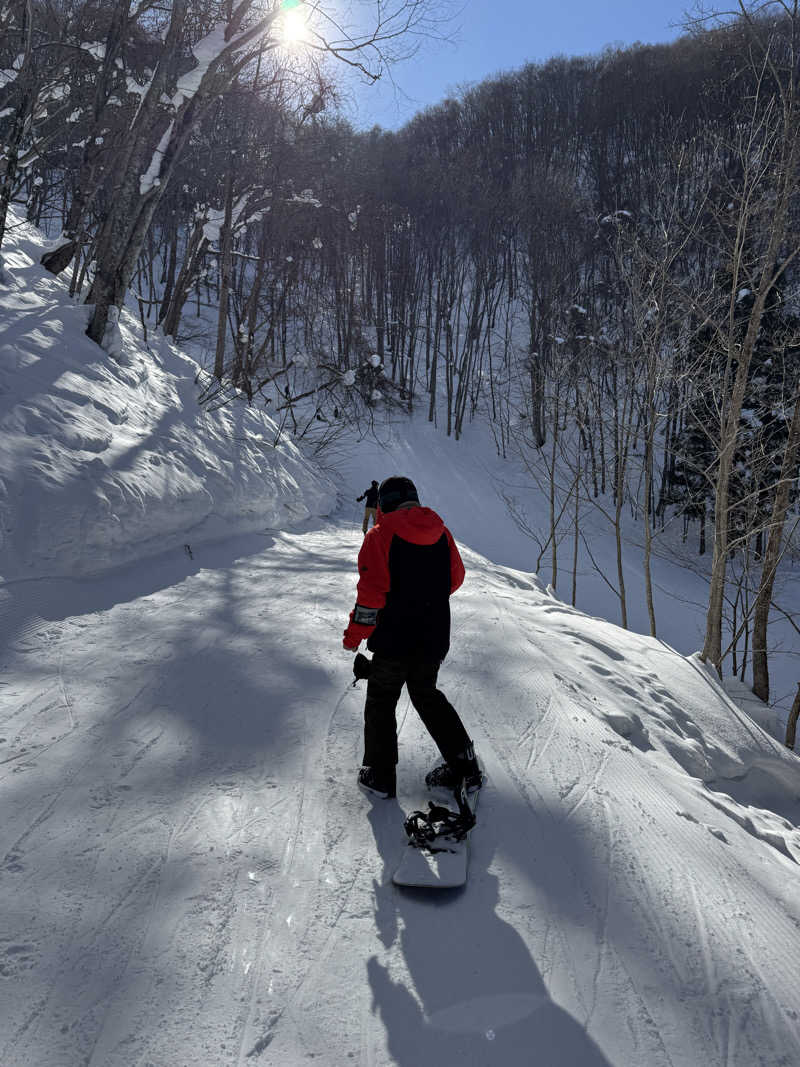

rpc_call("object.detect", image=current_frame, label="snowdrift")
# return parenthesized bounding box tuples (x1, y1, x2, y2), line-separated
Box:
(0, 210, 336, 580)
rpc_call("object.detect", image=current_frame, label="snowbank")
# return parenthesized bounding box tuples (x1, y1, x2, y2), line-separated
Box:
(0, 210, 336, 579)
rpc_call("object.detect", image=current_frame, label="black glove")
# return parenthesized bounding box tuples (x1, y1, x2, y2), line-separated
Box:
(353, 652, 372, 682)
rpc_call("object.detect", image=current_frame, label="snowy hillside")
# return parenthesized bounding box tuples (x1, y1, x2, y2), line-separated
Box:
(0, 211, 336, 580)
(2, 209, 800, 1066)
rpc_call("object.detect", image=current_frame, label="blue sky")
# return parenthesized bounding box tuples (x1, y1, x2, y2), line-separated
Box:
(345, 0, 699, 129)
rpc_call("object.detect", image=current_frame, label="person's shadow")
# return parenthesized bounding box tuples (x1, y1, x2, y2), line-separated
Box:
(365, 797, 614, 1067)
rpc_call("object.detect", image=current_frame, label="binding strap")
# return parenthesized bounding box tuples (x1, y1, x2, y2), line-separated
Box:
(403, 780, 476, 852)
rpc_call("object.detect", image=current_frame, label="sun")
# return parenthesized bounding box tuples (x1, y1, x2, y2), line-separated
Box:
(279, 4, 309, 49)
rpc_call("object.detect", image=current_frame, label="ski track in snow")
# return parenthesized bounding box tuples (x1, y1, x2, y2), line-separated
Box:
(1, 520, 800, 1066)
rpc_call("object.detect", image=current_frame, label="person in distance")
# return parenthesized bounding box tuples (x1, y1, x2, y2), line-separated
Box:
(356, 479, 380, 534)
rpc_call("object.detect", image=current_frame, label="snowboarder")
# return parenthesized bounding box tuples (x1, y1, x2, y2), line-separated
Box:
(342, 475, 482, 799)
(356, 480, 380, 534)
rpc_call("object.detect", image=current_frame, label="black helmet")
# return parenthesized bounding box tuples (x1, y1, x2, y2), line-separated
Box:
(378, 476, 419, 513)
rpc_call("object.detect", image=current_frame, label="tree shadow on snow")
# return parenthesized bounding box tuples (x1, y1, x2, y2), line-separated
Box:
(0, 529, 347, 1063)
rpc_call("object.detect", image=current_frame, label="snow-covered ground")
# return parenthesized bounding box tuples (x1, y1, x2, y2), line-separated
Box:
(2, 210, 800, 1066)
(3, 522, 800, 1066)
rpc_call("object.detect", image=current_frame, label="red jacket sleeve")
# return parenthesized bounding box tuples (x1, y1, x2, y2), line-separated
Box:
(355, 525, 391, 608)
(342, 526, 391, 648)
(446, 528, 465, 593)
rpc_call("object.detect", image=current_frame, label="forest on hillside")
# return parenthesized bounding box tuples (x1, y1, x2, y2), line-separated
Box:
(1, 0, 799, 718)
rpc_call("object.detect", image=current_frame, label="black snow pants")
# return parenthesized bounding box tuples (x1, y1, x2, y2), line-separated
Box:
(362, 653, 471, 770)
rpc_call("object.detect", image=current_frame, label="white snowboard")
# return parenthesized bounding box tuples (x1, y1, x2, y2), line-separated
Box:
(392, 789, 479, 889)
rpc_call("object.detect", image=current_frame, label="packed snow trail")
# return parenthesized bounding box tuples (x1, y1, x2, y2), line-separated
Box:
(2, 521, 799, 1066)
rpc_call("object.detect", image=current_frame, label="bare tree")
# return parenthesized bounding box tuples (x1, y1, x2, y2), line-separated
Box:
(84, 0, 439, 349)
(697, 5, 800, 673)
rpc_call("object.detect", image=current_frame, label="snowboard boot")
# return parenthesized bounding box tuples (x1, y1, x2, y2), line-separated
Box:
(425, 744, 483, 794)
(358, 765, 396, 799)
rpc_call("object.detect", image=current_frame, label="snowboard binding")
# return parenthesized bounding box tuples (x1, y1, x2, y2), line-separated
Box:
(403, 779, 476, 853)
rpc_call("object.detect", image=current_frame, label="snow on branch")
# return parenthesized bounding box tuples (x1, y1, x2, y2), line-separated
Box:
(171, 23, 230, 107)
(287, 189, 322, 207)
(139, 119, 174, 196)
(172, 4, 281, 109)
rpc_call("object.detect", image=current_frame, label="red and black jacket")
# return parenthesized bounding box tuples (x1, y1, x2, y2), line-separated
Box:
(344, 505, 465, 661)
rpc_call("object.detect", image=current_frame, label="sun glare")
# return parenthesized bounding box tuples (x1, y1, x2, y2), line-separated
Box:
(279, 6, 309, 49)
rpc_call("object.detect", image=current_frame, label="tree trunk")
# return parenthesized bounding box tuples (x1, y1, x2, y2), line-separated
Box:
(214, 160, 235, 380)
(751, 391, 800, 701)
(572, 445, 580, 607)
(161, 217, 209, 337)
(528, 309, 546, 448)
(643, 398, 657, 637)
(549, 392, 559, 589)
(785, 684, 800, 750)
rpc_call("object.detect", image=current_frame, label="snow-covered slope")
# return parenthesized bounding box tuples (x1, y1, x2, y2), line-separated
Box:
(0, 211, 335, 579)
(2, 522, 799, 1066)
